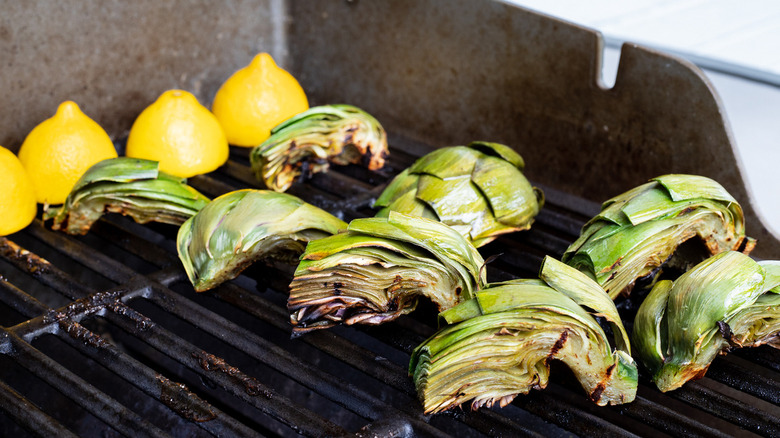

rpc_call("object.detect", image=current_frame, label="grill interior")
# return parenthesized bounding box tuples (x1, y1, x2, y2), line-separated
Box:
(1, 138, 779, 437)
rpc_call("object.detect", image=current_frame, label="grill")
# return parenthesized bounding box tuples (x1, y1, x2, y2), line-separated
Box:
(2, 1, 780, 437)
(2, 143, 779, 437)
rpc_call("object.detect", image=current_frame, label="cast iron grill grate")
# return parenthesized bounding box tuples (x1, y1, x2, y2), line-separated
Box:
(1, 139, 779, 437)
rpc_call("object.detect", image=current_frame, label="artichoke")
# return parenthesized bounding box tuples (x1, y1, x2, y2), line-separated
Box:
(633, 250, 780, 392)
(44, 157, 209, 235)
(288, 212, 486, 334)
(177, 189, 347, 292)
(374, 142, 544, 247)
(563, 174, 754, 299)
(410, 256, 637, 414)
(249, 104, 388, 192)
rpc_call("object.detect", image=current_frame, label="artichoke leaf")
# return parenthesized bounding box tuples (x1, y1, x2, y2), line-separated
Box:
(375, 142, 543, 247)
(45, 157, 209, 235)
(249, 104, 388, 192)
(633, 251, 780, 392)
(177, 189, 346, 292)
(410, 266, 637, 414)
(288, 213, 484, 334)
(563, 174, 753, 299)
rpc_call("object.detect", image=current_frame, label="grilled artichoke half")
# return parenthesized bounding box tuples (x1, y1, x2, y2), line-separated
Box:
(250, 104, 388, 192)
(563, 174, 754, 299)
(177, 189, 347, 292)
(410, 256, 637, 414)
(288, 212, 486, 334)
(633, 251, 780, 392)
(374, 142, 544, 247)
(44, 157, 209, 235)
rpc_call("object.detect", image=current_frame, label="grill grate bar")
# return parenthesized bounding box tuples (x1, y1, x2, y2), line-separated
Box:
(0, 378, 79, 438)
(1, 142, 779, 437)
(142, 280, 454, 438)
(0, 241, 345, 437)
(706, 354, 780, 405)
(210, 284, 548, 437)
(3, 227, 452, 436)
(0, 278, 266, 437)
(2, 328, 171, 438)
(671, 380, 780, 436)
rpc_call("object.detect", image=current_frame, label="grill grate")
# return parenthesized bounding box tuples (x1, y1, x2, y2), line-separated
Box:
(1, 139, 779, 437)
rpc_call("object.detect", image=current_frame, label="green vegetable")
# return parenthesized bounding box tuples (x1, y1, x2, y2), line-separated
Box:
(411, 256, 637, 414)
(177, 189, 346, 292)
(563, 174, 754, 299)
(44, 157, 209, 235)
(250, 104, 388, 192)
(288, 212, 486, 334)
(633, 251, 780, 392)
(374, 142, 543, 247)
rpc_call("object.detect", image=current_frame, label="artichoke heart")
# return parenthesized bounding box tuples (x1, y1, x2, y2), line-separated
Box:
(633, 250, 780, 392)
(288, 212, 486, 334)
(374, 142, 544, 247)
(44, 157, 210, 235)
(411, 256, 637, 414)
(563, 174, 754, 299)
(249, 104, 388, 192)
(177, 189, 347, 292)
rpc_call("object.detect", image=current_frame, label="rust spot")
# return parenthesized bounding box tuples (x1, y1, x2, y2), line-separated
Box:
(605, 363, 616, 377)
(157, 374, 216, 422)
(192, 350, 271, 398)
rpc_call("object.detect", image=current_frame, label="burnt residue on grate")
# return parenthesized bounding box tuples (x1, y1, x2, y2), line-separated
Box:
(0, 237, 51, 277)
(156, 374, 217, 423)
(192, 350, 272, 398)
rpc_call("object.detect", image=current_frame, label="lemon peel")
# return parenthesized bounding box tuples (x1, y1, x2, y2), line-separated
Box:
(126, 90, 229, 178)
(18, 101, 118, 205)
(212, 53, 309, 147)
(0, 145, 37, 235)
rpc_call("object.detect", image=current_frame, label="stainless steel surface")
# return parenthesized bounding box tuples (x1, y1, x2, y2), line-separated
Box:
(1, 3, 779, 435)
(0, 0, 776, 257)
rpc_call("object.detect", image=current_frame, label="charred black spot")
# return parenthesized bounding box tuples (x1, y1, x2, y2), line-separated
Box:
(546, 330, 569, 364)
(455, 287, 462, 296)
(333, 282, 344, 289)
(717, 320, 740, 347)
(590, 383, 606, 403)
(387, 299, 398, 312)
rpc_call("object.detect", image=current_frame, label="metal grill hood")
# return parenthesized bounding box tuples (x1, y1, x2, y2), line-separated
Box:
(1, 1, 779, 437)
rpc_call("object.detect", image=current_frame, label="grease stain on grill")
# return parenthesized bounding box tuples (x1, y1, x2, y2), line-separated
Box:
(192, 350, 272, 398)
(0, 238, 51, 276)
(156, 374, 217, 422)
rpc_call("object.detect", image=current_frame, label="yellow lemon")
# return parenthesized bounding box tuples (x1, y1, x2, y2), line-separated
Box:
(211, 53, 309, 147)
(126, 90, 229, 178)
(18, 101, 118, 205)
(0, 146, 37, 235)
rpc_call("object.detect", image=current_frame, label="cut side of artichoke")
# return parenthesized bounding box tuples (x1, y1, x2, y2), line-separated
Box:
(249, 104, 388, 192)
(288, 212, 486, 334)
(411, 256, 637, 414)
(44, 157, 210, 235)
(563, 174, 754, 299)
(633, 251, 780, 392)
(374, 141, 544, 247)
(177, 189, 347, 292)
